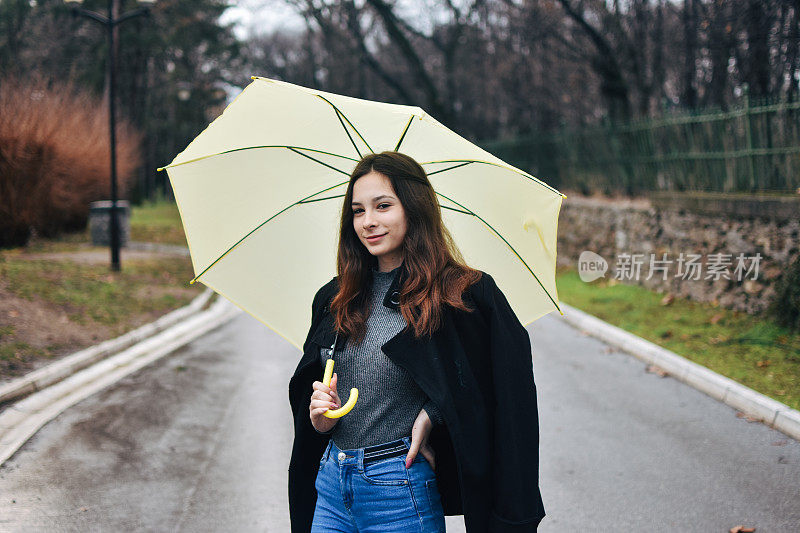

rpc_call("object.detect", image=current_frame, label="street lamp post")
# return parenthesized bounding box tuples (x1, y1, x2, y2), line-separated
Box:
(66, 0, 155, 272)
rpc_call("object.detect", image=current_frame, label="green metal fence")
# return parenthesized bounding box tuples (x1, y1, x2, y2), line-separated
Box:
(483, 88, 800, 194)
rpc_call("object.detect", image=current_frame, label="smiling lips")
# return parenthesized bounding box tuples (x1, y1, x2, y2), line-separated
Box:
(366, 233, 386, 243)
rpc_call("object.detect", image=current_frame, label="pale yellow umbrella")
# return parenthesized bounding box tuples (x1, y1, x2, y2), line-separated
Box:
(159, 76, 565, 415)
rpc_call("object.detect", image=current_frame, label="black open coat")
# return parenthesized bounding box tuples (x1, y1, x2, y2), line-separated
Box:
(288, 264, 545, 532)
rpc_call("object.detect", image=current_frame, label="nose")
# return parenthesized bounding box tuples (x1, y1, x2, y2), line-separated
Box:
(362, 209, 376, 229)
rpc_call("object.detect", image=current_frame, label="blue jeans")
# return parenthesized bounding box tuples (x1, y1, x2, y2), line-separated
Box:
(311, 436, 446, 532)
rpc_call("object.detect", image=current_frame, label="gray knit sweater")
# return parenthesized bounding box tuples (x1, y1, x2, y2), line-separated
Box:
(315, 264, 444, 449)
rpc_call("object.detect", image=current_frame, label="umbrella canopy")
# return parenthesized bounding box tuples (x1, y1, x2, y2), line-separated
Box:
(160, 76, 565, 350)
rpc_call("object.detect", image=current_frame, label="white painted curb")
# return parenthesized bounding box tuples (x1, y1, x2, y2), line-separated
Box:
(558, 302, 800, 442)
(0, 295, 241, 466)
(0, 288, 214, 405)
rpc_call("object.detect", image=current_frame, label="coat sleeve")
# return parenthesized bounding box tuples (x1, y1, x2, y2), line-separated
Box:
(302, 283, 329, 354)
(288, 280, 335, 533)
(481, 273, 546, 531)
(292, 278, 335, 416)
(422, 398, 444, 426)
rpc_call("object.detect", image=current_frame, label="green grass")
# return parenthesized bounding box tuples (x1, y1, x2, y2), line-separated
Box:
(0, 255, 201, 328)
(0, 340, 49, 373)
(0, 201, 197, 378)
(129, 197, 188, 245)
(557, 268, 800, 411)
(22, 228, 91, 253)
(0, 253, 203, 376)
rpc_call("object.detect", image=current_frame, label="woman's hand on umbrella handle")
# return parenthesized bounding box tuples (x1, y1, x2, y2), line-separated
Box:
(321, 359, 358, 419)
(310, 372, 342, 433)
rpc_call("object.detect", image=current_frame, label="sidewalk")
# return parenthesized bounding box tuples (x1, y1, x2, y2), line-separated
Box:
(11, 240, 190, 264)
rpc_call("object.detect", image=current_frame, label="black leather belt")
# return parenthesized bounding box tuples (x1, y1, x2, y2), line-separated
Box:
(362, 438, 408, 465)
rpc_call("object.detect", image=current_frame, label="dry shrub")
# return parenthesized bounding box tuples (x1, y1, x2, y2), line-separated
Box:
(0, 77, 141, 248)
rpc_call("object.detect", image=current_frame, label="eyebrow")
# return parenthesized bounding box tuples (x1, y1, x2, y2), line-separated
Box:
(351, 195, 395, 206)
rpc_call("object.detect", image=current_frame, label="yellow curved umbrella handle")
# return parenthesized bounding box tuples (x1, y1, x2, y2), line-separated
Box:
(322, 358, 358, 418)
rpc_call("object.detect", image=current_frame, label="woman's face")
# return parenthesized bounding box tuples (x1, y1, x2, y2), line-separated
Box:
(351, 171, 408, 272)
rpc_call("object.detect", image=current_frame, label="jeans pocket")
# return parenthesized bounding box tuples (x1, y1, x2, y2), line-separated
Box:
(425, 478, 445, 525)
(360, 457, 409, 486)
(411, 454, 436, 479)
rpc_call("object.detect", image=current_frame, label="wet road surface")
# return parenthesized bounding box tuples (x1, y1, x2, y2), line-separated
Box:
(0, 311, 798, 532)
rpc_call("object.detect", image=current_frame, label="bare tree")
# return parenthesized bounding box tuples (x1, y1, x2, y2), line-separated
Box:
(242, 0, 800, 138)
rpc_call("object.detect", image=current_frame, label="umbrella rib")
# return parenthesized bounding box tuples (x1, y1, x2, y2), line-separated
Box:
(157, 146, 358, 170)
(426, 161, 472, 176)
(298, 194, 346, 204)
(422, 159, 564, 197)
(287, 147, 351, 176)
(394, 116, 414, 151)
(330, 103, 361, 158)
(434, 190, 562, 315)
(440, 204, 473, 216)
(315, 95, 374, 155)
(190, 181, 349, 284)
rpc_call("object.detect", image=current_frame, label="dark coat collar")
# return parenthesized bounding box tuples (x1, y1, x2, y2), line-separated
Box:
(380, 260, 407, 311)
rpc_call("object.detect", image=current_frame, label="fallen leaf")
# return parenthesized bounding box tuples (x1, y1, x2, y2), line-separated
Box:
(710, 313, 724, 324)
(8, 310, 19, 318)
(729, 526, 756, 533)
(756, 360, 770, 368)
(771, 440, 788, 446)
(735, 411, 760, 422)
(660, 294, 674, 306)
(645, 364, 669, 377)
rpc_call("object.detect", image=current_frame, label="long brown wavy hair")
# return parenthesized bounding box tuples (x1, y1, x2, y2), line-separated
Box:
(330, 151, 482, 343)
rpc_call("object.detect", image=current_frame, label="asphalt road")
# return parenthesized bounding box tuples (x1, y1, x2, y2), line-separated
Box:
(0, 311, 798, 532)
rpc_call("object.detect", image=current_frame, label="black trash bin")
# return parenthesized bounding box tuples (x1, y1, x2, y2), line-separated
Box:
(89, 200, 130, 247)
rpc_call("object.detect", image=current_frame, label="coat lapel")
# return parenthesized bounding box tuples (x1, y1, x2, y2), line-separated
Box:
(381, 260, 406, 311)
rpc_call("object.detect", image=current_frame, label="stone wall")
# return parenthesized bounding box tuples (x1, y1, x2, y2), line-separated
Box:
(557, 194, 800, 314)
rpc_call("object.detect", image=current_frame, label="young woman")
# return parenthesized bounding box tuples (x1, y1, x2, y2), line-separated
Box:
(287, 151, 545, 533)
